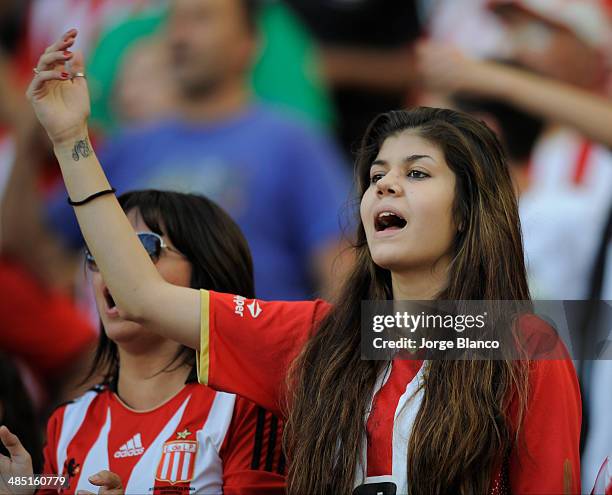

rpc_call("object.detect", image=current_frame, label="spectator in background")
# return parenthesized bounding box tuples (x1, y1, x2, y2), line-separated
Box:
(416, 44, 612, 148)
(0, 44, 98, 411)
(580, 196, 612, 493)
(0, 0, 28, 53)
(0, 0, 28, 195)
(485, 0, 612, 202)
(450, 93, 607, 300)
(423, 0, 509, 60)
(418, 2, 612, 487)
(84, 2, 177, 133)
(452, 92, 544, 196)
(284, 0, 423, 154)
(489, 0, 611, 90)
(591, 457, 612, 495)
(0, 257, 98, 411)
(26, 0, 351, 301)
(113, 36, 178, 124)
(1, 190, 286, 494)
(86, 0, 335, 134)
(418, 0, 612, 188)
(417, 0, 612, 300)
(25, 0, 156, 62)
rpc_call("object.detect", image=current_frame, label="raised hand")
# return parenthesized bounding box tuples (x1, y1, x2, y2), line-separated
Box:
(0, 426, 34, 495)
(26, 29, 90, 146)
(76, 470, 124, 495)
(415, 41, 489, 95)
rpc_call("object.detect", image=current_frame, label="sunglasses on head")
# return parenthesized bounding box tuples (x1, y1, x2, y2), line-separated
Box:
(85, 232, 183, 272)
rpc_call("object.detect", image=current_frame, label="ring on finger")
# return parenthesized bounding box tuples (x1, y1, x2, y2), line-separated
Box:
(72, 72, 86, 79)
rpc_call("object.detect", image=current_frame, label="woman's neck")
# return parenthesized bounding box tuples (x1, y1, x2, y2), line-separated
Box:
(391, 259, 451, 301)
(116, 342, 192, 411)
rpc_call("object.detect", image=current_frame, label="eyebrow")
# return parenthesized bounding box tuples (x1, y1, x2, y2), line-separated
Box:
(371, 154, 435, 167)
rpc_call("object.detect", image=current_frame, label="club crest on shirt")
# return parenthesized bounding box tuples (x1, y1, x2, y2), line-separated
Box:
(155, 440, 198, 484)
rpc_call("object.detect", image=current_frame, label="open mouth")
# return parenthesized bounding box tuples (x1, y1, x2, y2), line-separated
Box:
(104, 287, 117, 310)
(374, 211, 407, 232)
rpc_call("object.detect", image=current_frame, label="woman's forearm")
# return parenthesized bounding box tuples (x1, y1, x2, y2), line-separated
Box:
(52, 134, 164, 319)
(46, 133, 201, 350)
(417, 42, 612, 147)
(1, 138, 78, 290)
(52, 134, 201, 349)
(482, 64, 612, 147)
(26, 31, 201, 350)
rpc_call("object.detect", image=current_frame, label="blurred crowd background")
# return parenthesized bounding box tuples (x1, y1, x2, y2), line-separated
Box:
(0, 0, 610, 490)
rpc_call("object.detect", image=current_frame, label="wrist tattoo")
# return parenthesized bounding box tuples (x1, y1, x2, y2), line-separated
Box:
(71, 138, 92, 161)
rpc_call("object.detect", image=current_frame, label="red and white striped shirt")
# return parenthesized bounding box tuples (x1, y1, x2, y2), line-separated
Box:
(197, 290, 582, 494)
(40, 382, 285, 494)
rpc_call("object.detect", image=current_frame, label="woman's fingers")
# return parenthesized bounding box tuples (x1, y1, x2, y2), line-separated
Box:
(43, 35, 76, 56)
(29, 28, 79, 96)
(36, 29, 77, 74)
(70, 51, 86, 77)
(0, 426, 32, 466)
(26, 28, 90, 145)
(27, 70, 71, 95)
(86, 470, 124, 495)
(44, 29, 77, 55)
(36, 50, 74, 72)
(89, 470, 123, 492)
(88, 470, 123, 489)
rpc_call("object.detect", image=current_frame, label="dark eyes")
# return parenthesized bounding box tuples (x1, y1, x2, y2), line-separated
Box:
(407, 170, 429, 179)
(370, 170, 429, 184)
(370, 173, 384, 184)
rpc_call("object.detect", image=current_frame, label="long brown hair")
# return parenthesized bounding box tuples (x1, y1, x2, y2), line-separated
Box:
(285, 108, 531, 494)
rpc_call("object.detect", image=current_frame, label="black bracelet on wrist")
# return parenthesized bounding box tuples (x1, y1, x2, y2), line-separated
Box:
(67, 188, 116, 206)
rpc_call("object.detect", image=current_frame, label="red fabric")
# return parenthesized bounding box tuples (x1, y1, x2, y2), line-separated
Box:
(204, 290, 582, 494)
(366, 359, 422, 478)
(506, 360, 582, 493)
(208, 291, 330, 416)
(221, 399, 286, 494)
(38, 404, 66, 495)
(505, 314, 582, 493)
(572, 140, 593, 186)
(39, 384, 285, 494)
(0, 259, 96, 378)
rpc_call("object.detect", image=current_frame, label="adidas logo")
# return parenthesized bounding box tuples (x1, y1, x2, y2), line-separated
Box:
(114, 433, 145, 458)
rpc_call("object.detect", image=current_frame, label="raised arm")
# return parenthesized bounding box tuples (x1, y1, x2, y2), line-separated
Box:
(26, 30, 200, 349)
(0, 109, 82, 292)
(417, 41, 612, 148)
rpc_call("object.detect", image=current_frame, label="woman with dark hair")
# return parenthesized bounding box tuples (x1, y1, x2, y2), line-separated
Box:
(19, 30, 581, 494)
(1, 190, 285, 494)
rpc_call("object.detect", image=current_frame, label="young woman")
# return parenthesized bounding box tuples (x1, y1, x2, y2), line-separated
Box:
(1, 190, 285, 495)
(24, 29, 581, 494)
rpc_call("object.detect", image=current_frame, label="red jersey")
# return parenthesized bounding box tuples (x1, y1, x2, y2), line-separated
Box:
(197, 289, 582, 494)
(40, 381, 285, 494)
(0, 260, 96, 379)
